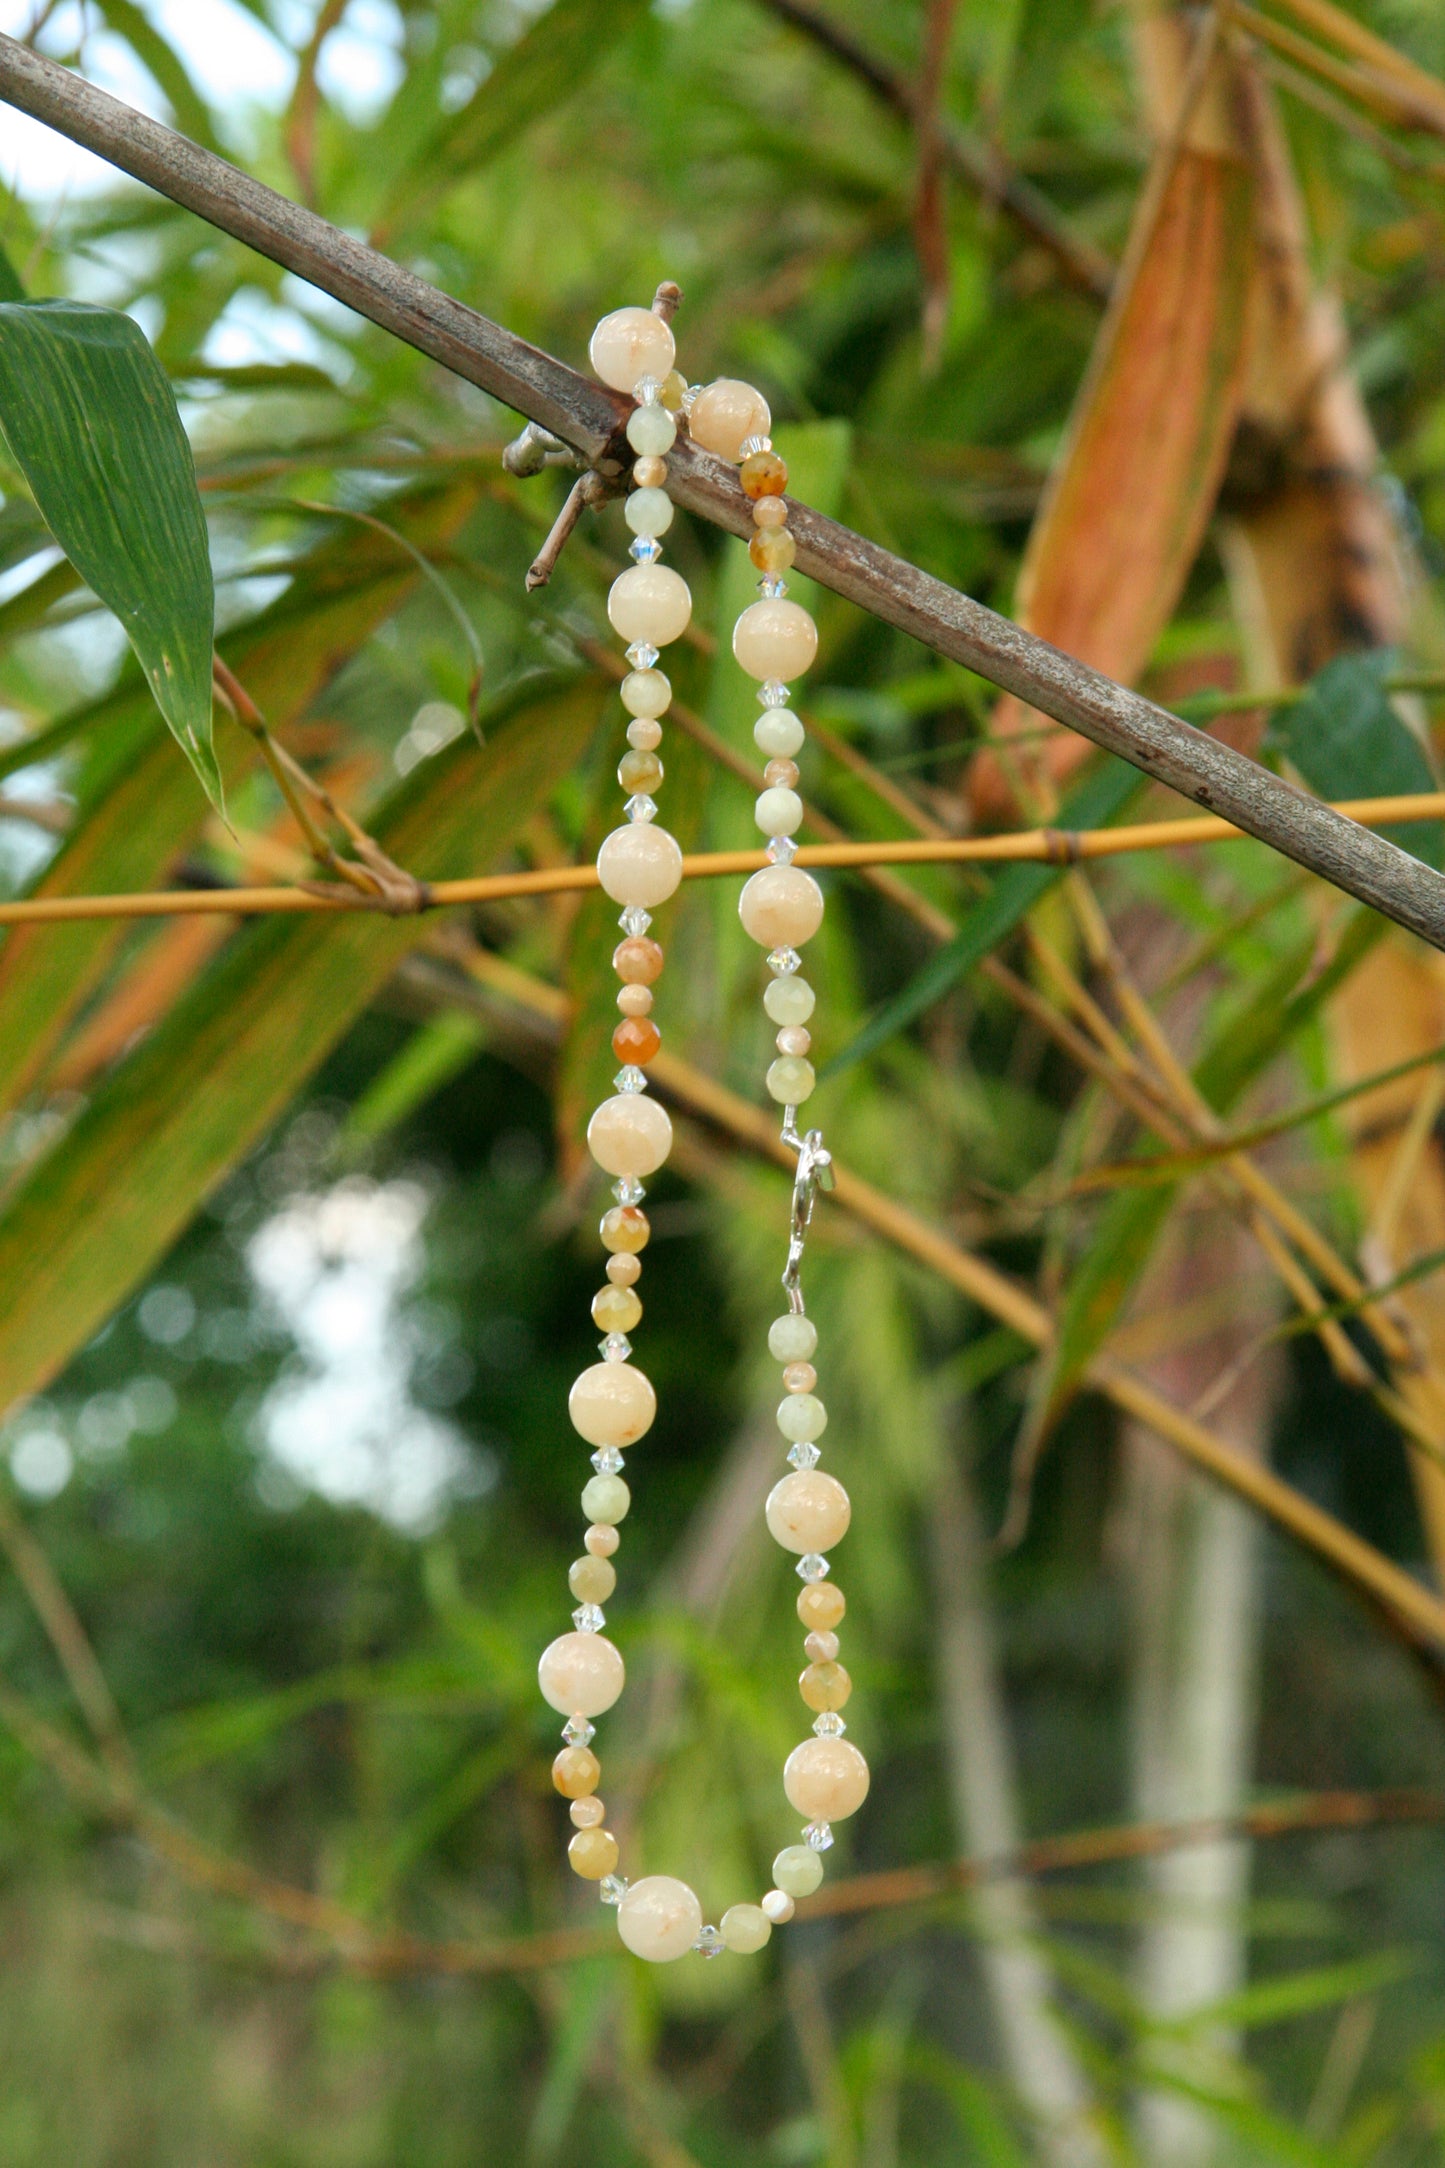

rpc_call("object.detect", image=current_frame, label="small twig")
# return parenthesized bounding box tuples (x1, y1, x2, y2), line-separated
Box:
(650, 279, 682, 324)
(526, 470, 614, 590)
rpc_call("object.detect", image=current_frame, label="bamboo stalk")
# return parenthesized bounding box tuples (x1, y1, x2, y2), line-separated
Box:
(2, 790, 1443, 929)
(3, 40, 1445, 949)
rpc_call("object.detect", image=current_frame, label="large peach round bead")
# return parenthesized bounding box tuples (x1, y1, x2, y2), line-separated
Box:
(616, 1874, 703, 1963)
(589, 307, 676, 395)
(687, 378, 771, 463)
(738, 865, 824, 950)
(538, 1630, 625, 1717)
(783, 1736, 870, 1822)
(569, 1361, 656, 1448)
(587, 1093, 673, 1178)
(733, 599, 818, 682)
(608, 564, 692, 648)
(765, 1469, 851, 1554)
(597, 823, 683, 908)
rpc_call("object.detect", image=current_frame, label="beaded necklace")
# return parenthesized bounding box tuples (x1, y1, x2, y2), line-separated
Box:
(536, 297, 867, 1965)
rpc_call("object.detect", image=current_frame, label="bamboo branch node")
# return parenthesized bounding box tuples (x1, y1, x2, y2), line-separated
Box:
(1041, 827, 1081, 866)
(501, 422, 584, 478)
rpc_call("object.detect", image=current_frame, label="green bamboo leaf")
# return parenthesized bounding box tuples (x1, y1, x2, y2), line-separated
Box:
(0, 240, 23, 304)
(343, 1010, 487, 1146)
(0, 300, 219, 805)
(825, 755, 1145, 1077)
(1267, 649, 1444, 868)
(1163, 1949, 1414, 2035)
(0, 674, 602, 1411)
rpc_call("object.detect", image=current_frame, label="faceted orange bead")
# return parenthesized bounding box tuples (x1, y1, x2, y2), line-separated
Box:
(800, 1660, 852, 1713)
(749, 526, 796, 576)
(568, 1827, 620, 1879)
(553, 1746, 601, 1798)
(612, 1016, 661, 1065)
(613, 935, 664, 984)
(741, 448, 788, 499)
(600, 1204, 650, 1254)
(797, 1580, 846, 1632)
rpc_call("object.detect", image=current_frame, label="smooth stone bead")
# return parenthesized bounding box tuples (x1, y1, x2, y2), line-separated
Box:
(581, 1472, 631, 1525)
(733, 599, 818, 682)
(569, 1826, 620, 1879)
(617, 982, 653, 1017)
(659, 370, 687, 411)
(783, 1361, 817, 1394)
(621, 667, 671, 718)
(592, 1283, 642, 1334)
(797, 1580, 845, 1631)
(569, 1360, 656, 1447)
(570, 1795, 606, 1828)
(776, 1027, 811, 1059)
(763, 757, 800, 789)
(626, 404, 677, 458)
(720, 1902, 772, 1954)
(784, 1736, 869, 1822)
(777, 1392, 827, 1443)
(538, 1630, 625, 1716)
(626, 717, 663, 752)
(618, 749, 663, 795)
(552, 1745, 601, 1798)
(750, 526, 796, 577)
(585, 1522, 620, 1557)
(804, 1629, 840, 1664)
(739, 866, 824, 949)
(761, 1889, 795, 1924)
(613, 935, 664, 984)
(769, 1314, 818, 1363)
(754, 709, 805, 758)
(764, 975, 815, 1027)
(605, 1253, 642, 1289)
(772, 1844, 824, 1898)
(600, 1202, 650, 1251)
(741, 448, 787, 499)
(754, 785, 803, 838)
(589, 307, 676, 394)
(607, 564, 692, 648)
(632, 453, 668, 488)
(624, 485, 674, 537)
(766, 1469, 851, 1554)
(766, 1055, 815, 1105)
(800, 1660, 852, 1712)
(688, 378, 771, 462)
(616, 1875, 703, 1963)
(752, 495, 788, 529)
(587, 1094, 673, 1179)
(569, 1553, 617, 1604)
(597, 824, 683, 909)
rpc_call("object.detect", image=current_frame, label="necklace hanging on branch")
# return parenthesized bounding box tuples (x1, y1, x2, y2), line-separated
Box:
(535, 293, 868, 1964)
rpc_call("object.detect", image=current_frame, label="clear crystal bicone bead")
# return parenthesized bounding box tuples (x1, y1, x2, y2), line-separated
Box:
(625, 643, 660, 670)
(760, 679, 791, 706)
(767, 946, 801, 975)
(629, 535, 662, 564)
(813, 1711, 847, 1737)
(738, 433, 772, 457)
(600, 1333, 632, 1363)
(796, 1552, 830, 1582)
(562, 1715, 596, 1747)
(612, 1176, 645, 1204)
(572, 1603, 605, 1633)
(759, 576, 788, 599)
(614, 1065, 647, 1094)
(634, 374, 663, 406)
(599, 1875, 629, 1906)
(620, 906, 652, 936)
(693, 1924, 726, 1958)
(787, 1441, 821, 1470)
(767, 836, 798, 864)
(591, 1446, 625, 1475)
(804, 1821, 834, 1851)
(624, 793, 658, 823)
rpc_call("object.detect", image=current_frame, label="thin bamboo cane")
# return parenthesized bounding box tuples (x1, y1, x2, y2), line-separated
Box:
(2, 790, 1442, 928)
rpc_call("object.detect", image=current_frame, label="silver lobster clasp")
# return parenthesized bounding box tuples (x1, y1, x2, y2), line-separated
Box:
(781, 1113, 833, 1313)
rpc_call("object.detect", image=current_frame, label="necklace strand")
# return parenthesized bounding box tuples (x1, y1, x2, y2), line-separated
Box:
(536, 298, 868, 1964)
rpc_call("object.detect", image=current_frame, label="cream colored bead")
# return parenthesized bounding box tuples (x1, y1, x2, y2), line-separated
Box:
(765, 1469, 851, 1554)
(769, 1314, 818, 1363)
(538, 1630, 625, 1716)
(569, 1826, 620, 1879)
(772, 1844, 824, 1898)
(616, 1875, 703, 1963)
(589, 307, 676, 395)
(720, 1902, 772, 1954)
(733, 599, 818, 682)
(687, 378, 772, 462)
(755, 709, 805, 758)
(585, 1522, 620, 1557)
(632, 454, 668, 488)
(569, 1554, 617, 1604)
(608, 564, 692, 648)
(606, 1251, 642, 1285)
(761, 1889, 795, 1924)
(626, 717, 663, 752)
(587, 1093, 673, 1178)
(581, 1472, 630, 1524)
(783, 1736, 870, 1822)
(804, 1629, 839, 1663)
(754, 786, 803, 838)
(777, 1392, 826, 1443)
(776, 1027, 811, 1058)
(570, 1795, 606, 1828)
(569, 1360, 657, 1447)
(621, 666, 671, 717)
(738, 865, 824, 949)
(783, 1361, 817, 1394)
(597, 823, 683, 909)
(617, 985, 653, 1020)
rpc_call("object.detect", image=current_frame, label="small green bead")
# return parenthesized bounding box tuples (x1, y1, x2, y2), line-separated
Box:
(754, 710, 805, 758)
(777, 1393, 827, 1443)
(626, 405, 677, 457)
(582, 1473, 631, 1525)
(769, 1315, 817, 1363)
(764, 975, 814, 1027)
(772, 1844, 824, 1898)
(766, 1055, 815, 1105)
